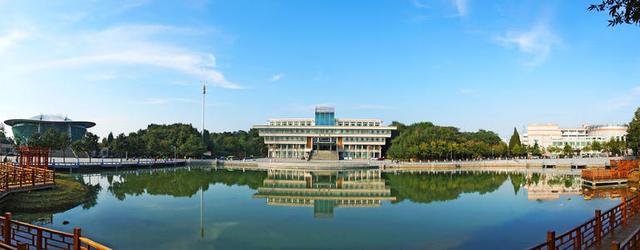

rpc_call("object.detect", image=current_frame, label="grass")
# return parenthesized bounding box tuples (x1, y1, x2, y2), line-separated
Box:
(1, 174, 97, 213)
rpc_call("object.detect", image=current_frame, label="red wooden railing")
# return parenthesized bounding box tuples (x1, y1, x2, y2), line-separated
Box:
(582, 160, 639, 181)
(0, 163, 55, 196)
(0, 212, 110, 250)
(530, 194, 640, 250)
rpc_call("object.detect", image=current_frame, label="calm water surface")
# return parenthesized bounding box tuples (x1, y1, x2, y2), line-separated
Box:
(11, 166, 628, 249)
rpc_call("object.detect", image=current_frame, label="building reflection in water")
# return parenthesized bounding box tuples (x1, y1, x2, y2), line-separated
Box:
(521, 170, 634, 201)
(523, 172, 582, 200)
(254, 168, 396, 218)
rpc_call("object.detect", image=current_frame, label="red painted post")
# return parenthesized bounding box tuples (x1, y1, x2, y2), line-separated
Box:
(612, 240, 620, 250)
(596, 209, 602, 245)
(610, 210, 615, 234)
(16, 242, 27, 250)
(36, 228, 42, 250)
(547, 231, 555, 249)
(623, 198, 628, 226)
(73, 227, 81, 250)
(575, 227, 582, 249)
(3, 212, 11, 245)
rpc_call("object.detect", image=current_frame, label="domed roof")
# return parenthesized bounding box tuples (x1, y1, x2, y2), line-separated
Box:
(29, 114, 72, 122)
(4, 114, 95, 128)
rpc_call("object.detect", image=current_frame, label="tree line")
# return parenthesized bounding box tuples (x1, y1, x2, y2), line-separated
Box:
(99, 124, 265, 159)
(385, 122, 509, 161)
(7, 106, 640, 160)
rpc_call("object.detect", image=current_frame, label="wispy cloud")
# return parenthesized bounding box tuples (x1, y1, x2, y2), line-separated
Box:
(458, 88, 474, 95)
(0, 30, 29, 55)
(356, 104, 397, 110)
(603, 86, 640, 111)
(270, 73, 285, 82)
(494, 23, 560, 67)
(12, 24, 241, 89)
(411, 0, 429, 9)
(451, 0, 469, 17)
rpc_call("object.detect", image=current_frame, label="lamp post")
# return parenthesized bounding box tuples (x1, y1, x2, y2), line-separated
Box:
(170, 145, 177, 166)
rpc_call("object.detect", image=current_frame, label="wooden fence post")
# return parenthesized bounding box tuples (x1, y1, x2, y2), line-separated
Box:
(547, 231, 556, 249)
(575, 227, 582, 249)
(622, 198, 628, 226)
(16, 242, 27, 250)
(3, 212, 11, 245)
(611, 240, 620, 250)
(73, 227, 81, 250)
(596, 209, 602, 245)
(36, 228, 43, 250)
(610, 210, 615, 234)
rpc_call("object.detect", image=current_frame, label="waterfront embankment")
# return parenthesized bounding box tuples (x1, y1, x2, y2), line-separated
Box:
(216, 157, 625, 171)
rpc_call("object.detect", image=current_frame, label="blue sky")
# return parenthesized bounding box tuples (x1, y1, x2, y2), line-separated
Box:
(0, 0, 639, 140)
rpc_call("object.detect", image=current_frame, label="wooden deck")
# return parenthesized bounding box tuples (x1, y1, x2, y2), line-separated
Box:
(592, 216, 640, 250)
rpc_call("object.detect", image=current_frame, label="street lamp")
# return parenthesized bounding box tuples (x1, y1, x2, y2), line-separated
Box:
(170, 145, 177, 166)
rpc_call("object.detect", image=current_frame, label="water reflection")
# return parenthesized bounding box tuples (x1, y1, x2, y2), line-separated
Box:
(385, 171, 509, 204)
(106, 167, 266, 199)
(7, 166, 634, 249)
(253, 168, 395, 218)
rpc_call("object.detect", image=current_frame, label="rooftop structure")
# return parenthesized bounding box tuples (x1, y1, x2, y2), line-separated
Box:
(522, 124, 627, 150)
(253, 106, 396, 160)
(4, 114, 96, 143)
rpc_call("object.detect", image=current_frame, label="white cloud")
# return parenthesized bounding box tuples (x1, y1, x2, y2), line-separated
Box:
(270, 73, 285, 82)
(458, 88, 474, 95)
(495, 23, 560, 67)
(411, 0, 428, 9)
(8, 24, 241, 89)
(451, 0, 468, 16)
(603, 86, 640, 111)
(0, 30, 29, 55)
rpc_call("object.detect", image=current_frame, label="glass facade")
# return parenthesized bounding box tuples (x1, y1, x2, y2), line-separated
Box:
(315, 111, 335, 126)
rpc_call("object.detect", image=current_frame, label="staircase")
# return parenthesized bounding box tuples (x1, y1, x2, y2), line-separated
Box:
(311, 150, 338, 160)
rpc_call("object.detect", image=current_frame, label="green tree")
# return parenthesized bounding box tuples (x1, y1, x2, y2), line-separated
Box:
(386, 122, 505, 160)
(508, 127, 522, 153)
(531, 142, 542, 156)
(72, 132, 100, 162)
(511, 144, 525, 157)
(589, 0, 640, 26)
(628, 107, 640, 156)
(592, 140, 603, 152)
(562, 144, 574, 157)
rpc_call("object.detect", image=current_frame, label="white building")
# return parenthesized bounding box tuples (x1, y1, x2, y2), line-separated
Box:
(522, 124, 627, 149)
(253, 106, 396, 160)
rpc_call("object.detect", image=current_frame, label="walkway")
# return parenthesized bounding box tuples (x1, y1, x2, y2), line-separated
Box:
(593, 216, 640, 249)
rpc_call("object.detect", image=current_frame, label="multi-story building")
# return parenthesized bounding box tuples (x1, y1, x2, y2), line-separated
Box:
(253, 106, 396, 160)
(522, 124, 627, 149)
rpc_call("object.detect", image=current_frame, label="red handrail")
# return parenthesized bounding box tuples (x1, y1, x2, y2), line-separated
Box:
(0, 212, 110, 250)
(530, 194, 640, 250)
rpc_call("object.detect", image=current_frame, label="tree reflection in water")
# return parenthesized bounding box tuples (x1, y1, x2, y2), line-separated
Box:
(107, 168, 266, 200)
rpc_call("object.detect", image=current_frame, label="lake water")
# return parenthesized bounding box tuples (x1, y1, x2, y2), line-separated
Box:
(9, 165, 628, 249)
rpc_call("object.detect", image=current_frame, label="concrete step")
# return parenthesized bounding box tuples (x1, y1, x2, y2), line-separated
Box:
(313, 150, 338, 160)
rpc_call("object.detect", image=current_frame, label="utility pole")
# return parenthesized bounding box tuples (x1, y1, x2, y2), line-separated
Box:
(202, 81, 207, 137)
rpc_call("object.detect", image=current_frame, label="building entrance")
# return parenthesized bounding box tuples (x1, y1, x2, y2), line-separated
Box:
(313, 137, 336, 151)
